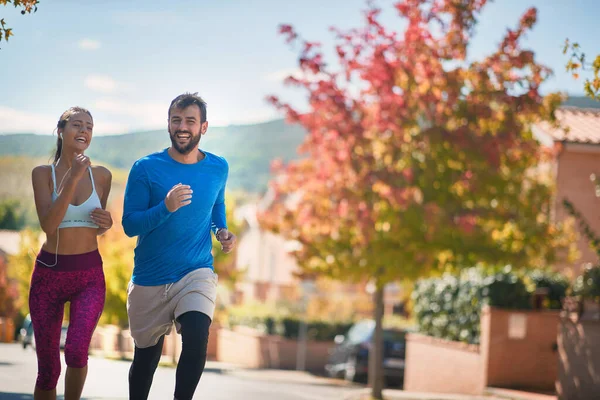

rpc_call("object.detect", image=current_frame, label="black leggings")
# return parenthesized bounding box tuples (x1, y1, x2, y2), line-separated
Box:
(129, 311, 211, 400)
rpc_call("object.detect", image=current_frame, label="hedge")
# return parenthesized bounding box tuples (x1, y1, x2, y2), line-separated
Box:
(412, 266, 568, 344)
(226, 313, 353, 342)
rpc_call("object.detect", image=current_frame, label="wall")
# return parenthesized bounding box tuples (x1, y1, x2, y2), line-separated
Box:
(405, 307, 561, 395)
(554, 145, 600, 277)
(481, 307, 560, 391)
(404, 333, 484, 395)
(217, 326, 333, 372)
(557, 313, 600, 400)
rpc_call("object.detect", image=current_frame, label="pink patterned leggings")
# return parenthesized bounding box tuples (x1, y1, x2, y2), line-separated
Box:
(29, 249, 105, 391)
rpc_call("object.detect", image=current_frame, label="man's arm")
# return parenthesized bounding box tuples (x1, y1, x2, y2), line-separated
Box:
(211, 160, 229, 235)
(212, 161, 236, 254)
(122, 161, 172, 238)
(211, 183, 227, 236)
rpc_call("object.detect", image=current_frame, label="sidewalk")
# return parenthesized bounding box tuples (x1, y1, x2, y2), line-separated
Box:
(218, 365, 501, 399)
(217, 364, 557, 400)
(344, 388, 502, 400)
(486, 388, 557, 400)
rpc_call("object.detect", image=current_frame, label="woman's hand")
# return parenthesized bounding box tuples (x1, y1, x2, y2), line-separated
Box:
(90, 208, 113, 230)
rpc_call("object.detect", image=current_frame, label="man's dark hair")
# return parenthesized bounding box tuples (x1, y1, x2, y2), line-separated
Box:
(168, 92, 207, 122)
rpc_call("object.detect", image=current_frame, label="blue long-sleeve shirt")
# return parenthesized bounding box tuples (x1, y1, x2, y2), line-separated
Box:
(122, 148, 228, 286)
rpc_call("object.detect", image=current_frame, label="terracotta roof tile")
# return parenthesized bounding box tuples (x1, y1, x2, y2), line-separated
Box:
(538, 106, 600, 144)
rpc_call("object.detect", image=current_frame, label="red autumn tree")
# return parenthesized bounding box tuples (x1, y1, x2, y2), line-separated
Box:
(260, 1, 574, 397)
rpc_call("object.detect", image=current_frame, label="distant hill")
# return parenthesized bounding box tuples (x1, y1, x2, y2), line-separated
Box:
(1, 96, 598, 194)
(562, 95, 600, 109)
(0, 119, 307, 193)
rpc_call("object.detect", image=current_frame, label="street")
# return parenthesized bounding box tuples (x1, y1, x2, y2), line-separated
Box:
(0, 343, 363, 400)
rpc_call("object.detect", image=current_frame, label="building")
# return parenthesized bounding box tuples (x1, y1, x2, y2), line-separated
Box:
(535, 106, 600, 277)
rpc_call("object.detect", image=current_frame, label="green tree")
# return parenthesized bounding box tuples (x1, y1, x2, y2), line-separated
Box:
(0, 199, 26, 230)
(0, 0, 39, 44)
(260, 1, 575, 397)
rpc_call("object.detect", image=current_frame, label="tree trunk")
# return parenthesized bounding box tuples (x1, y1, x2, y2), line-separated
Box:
(369, 283, 385, 400)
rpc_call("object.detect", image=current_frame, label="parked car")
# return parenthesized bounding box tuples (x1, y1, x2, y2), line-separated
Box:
(20, 314, 68, 350)
(325, 319, 407, 386)
(19, 314, 34, 349)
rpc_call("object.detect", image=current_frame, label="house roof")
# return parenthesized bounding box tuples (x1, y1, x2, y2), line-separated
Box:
(536, 106, 600, 145)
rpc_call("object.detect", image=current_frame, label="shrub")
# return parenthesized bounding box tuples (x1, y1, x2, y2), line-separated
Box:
(412, 266, 532, 344)
(224, 303, 353, 341)
(572, 265, 600, 301)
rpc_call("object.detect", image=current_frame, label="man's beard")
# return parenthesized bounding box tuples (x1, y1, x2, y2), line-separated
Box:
(169, 129, 201, 155)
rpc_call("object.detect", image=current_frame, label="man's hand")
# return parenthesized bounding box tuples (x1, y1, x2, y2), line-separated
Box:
(217, 228, 236, 254)
(165, 183, 192, 212)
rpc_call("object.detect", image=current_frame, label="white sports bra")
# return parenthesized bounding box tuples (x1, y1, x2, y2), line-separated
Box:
(50, 164, 102, 229)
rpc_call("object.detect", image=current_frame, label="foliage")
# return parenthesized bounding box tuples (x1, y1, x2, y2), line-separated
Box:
(305, 278, 374, 321)
(225, 302, 354, 342)
(6, 228, 39, 316)
(0, 268, 17, 318)
(564, 39, 600, 100)
(572, 265, 600, 301)
(0, 156, 46, 228)
(412, 266, 566, 344)
(0, 0, 38, 44)
(211, 193, 248, 289)
(0, 199, 26, 230)
(97, 197, 135, 328)
(522, 268, 570, 310)
(260, 0, 575, 285)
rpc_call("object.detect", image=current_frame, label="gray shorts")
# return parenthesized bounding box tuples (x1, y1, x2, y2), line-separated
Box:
(126, 268, 218, 348)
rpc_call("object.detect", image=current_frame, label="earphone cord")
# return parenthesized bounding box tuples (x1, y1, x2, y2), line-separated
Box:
(29, 162, 72, 268)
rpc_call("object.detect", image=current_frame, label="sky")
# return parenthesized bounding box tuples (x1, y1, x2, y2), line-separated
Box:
(1, 0, 599, 135)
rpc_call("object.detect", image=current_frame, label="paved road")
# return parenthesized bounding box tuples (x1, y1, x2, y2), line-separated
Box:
(0, 343, 363, 400)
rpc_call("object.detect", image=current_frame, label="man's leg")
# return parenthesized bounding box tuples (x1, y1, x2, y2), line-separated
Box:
(129, 336, 165, 400)
(174, 311, 211, 400)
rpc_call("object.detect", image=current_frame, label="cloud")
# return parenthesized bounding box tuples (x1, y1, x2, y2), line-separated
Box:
(264, 68, 303, 82)
(78, 39, 101, 50)
(0, 106, 56, 134)
(85, 75, 118, 94)
(92, 99, 279, 129)
(211, 107, 280, 127)
(0, 106, 129, 135)
(94, 98, 167, 128)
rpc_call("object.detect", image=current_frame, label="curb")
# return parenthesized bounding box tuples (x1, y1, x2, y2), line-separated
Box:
(343, 389, 502, 400)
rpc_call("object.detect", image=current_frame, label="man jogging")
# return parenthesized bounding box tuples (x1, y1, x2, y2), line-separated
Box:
(122, 92, 236, 400)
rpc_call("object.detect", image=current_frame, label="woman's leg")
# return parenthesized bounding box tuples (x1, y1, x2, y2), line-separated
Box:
(29, 267, 65, 400)
(63, 268, 105, 400)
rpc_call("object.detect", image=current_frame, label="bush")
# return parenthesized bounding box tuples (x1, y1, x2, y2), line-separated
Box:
(522, 269, 570, 309)
(224, 303, 353, 342)
(572, 265, 600, 301)
(412, 266, 533, 344)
